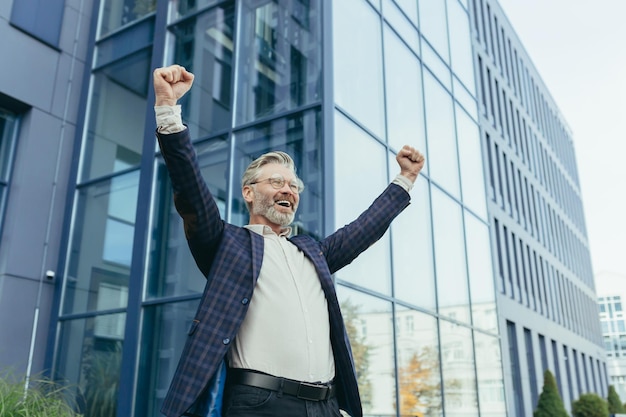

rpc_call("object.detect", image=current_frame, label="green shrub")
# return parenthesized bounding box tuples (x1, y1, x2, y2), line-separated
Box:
(608, 385, 626, 414)
(0, 371, 81, 417)
(572, 393, 608, 417)
(534, 369, 568, 417)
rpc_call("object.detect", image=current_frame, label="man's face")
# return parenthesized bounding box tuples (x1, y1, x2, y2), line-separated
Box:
(245, 163, 300, 227)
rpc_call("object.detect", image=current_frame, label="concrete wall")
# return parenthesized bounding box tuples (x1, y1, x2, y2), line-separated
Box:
(0, 0, 94, 376)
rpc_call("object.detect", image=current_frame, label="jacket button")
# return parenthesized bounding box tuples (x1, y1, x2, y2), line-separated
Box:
(241, 298, 249, 305)
(223, 338, 230, 345)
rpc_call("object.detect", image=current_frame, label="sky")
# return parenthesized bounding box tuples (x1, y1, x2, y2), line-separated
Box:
(496, 0, 626, 279)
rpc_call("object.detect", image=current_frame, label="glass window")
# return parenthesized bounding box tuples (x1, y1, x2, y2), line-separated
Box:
(231, 109, 323, 237)
(147, 138, 229, 299)
(337, 286, 394, 415)
(432, 187, 470, 323)
(382, 0, 419, 54)
(64, 172, 139, 314)
(235, 0, 322, 125)
(393, 0, 419, 27)
(447, 0, 475, 93)
(334, 112, 391, 296)
(333, 0, 385, 139)
(171, 4, 235, 138)
(390, 174, 436, 311)
(474, 332, 507, 416)
(82, 51, 152, 181)
(10, 0, 64, 46)
(418, 0, 449, 62)
(135, 300, 200, 417)
(383, 26, 426, 160)
(174, 0, 221, 19)
(396, 306, 442, 416)
(465, 211, 497, 332)
(0, 111, 17, 234)
(55, 314, 126, 417)
(440, 322, 478, 415)
(457, 105, 487, 218)
(424, 72, 460, 198)
(98, 0, 157, 37)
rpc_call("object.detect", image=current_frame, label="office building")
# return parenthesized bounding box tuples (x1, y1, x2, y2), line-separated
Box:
(597, 271, 626, 402)
(0, 0, 604, 416)
(470, 0, 607, 415)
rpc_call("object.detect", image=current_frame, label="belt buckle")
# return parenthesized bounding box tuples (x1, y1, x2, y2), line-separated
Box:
(296, 382, 327, 401)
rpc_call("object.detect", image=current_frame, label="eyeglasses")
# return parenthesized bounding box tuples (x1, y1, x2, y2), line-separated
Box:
(249, 174, 304, 193)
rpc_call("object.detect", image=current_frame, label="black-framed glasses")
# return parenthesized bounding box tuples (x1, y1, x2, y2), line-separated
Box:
(249, 174, 305, 193)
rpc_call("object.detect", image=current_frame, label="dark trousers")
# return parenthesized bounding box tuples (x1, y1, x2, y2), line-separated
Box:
(223, 384, 342, 417)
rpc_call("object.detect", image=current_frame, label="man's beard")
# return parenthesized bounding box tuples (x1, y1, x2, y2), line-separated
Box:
(251, 192, 297, 226)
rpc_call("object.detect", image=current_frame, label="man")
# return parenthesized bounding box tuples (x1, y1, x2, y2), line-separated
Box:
(153, 65, 425, 417)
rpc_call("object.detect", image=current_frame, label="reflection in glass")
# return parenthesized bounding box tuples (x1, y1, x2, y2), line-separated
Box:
(235, 0, 322, 125)
(447, 0, 475, 94)
(457, 105, 487, 218)
(171, 5, 235, 138)
(419, 0, 449, 62)
(64, 172, 139, 314)
(174, 0, 220, 19)
(465, 211, 498, 333)
(390, 174, 436, 311)
(337, 286, 394, 415)
(334, 112, 390, 296)
(231, 109, 323, 238)
(383, 26, 426, 158)
(333, 0, 385, 139)
(0, 111, 17, 234)
(474, 332, 507, 416)
(395, 306, 442, 417)
(0, 111, 17, 180)
(432, 187, 470, 323)
(393, 0, 419, 26)
(382, 0, 419, 54)
(440, 322, 478, 416)
(98, 0, 156, 37)
(147, 138, 229, 299)
(135, 300, 200, 417)
(82, 51, 151, 181)
(424, 72, 460, 197)
(55, 314, 126, 417)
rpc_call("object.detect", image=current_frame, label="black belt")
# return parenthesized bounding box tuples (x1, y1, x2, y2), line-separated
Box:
(229, 369, 336, 401)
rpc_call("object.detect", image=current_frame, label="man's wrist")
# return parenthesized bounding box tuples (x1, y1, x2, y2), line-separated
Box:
(155, 105, 185, 134)
(392, 174, 414, 192)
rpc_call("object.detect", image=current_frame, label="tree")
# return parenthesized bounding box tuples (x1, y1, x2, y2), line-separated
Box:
(572, 393, 609, 417)
(534, 370, 568, 417)
(608, 385, 626, 414)
(341, 299, 372, 408)
(397, 347, 441, 417)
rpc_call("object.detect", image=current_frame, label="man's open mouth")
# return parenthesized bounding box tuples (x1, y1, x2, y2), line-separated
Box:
(275, 200, 292, 208)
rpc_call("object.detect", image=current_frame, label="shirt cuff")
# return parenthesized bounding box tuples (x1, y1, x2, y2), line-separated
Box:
(155, 105, 185, 134)
(392, 174, 414, 192)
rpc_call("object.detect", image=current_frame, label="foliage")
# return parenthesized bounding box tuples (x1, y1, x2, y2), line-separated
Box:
(82, 340, 122, 417)
(533, 370, 568, 417)
(0, 370, 81, 417)
(397, 347, 441, 417)
(341, 299, 372, 408)
(608, 385, 626, 414)
(572, 393, 609, 417)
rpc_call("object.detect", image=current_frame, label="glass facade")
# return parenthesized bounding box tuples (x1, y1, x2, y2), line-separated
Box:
(52, 1, 506, 416)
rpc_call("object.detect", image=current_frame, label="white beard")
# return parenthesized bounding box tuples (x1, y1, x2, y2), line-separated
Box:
(251, 191, 296, 226)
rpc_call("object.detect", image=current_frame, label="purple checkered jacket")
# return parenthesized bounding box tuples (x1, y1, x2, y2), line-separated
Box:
(157, 129, 411, 417)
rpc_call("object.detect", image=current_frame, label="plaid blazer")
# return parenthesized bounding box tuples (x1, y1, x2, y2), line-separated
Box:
(157, 129, 411, 417)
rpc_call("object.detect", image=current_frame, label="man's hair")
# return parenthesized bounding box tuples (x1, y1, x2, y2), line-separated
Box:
(241, 151, 297, 187)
